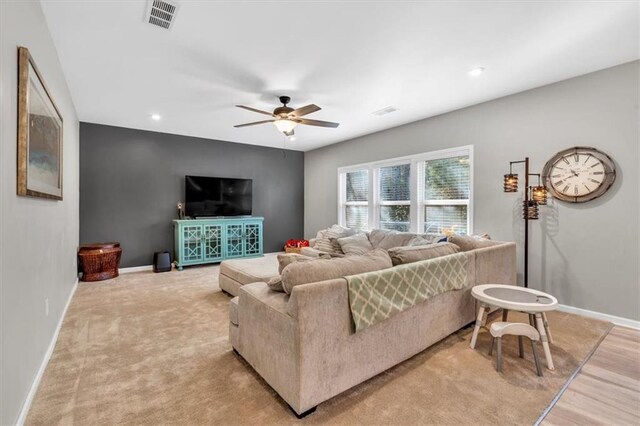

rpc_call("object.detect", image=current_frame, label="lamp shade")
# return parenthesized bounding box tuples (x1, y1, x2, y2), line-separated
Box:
(531, 185, 547, 205)
(503, 174, 518, 192)
(523, 200, 539, 220)
(273, 119, 298, 134)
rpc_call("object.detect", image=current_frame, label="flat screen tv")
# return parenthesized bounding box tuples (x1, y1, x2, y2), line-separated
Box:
(185, 175, 252, 218)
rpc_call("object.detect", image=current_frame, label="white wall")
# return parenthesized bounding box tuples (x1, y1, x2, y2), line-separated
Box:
(305, 61, 639, 321)
(0, 1, 79, 424)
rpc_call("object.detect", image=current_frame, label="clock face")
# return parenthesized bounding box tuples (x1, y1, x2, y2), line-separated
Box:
(542, 147, 616, 203)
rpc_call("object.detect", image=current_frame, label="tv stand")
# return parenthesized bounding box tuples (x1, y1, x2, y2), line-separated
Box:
(173, 217, 263, 270)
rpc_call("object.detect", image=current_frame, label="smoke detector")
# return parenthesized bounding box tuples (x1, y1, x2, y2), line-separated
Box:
(372, 106, 398, 116)
(145, 0, 179, 30)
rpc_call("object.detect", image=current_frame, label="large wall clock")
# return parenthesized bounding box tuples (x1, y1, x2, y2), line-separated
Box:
(542, 146, 616, 203)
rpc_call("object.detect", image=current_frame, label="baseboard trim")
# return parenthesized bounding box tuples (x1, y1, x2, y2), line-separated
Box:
(119, 265, 153, 274)
(557, 304, 640, 330)
(16, 278, 78, 426)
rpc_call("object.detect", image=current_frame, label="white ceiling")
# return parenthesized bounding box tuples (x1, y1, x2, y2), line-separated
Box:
(41, 0, 639, 151)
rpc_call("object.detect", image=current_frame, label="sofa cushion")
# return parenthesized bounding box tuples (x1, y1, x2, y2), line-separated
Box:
(229, 296, 239, 326)
(220, 254, 280, 285)
(388, 242, 461, 266)
(368, 229, 418, 250)
(315, 225, 356, 254)
(335, 232, 374, 256)
(449, 235, 495, 252)
(281, 249, 393, 294)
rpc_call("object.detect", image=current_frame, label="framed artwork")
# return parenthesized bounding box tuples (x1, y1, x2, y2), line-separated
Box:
(17, 46, 63, 200)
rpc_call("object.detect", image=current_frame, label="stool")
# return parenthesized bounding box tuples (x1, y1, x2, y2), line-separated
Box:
(488, 322, 543, 376)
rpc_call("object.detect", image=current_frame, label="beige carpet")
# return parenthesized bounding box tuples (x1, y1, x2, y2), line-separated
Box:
(26, 266, 612, 425)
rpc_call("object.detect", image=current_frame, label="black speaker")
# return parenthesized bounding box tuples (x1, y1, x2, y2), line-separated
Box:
(153, 251, 172, 273)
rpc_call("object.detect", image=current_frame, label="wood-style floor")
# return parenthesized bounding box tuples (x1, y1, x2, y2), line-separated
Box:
(542, 326, 640, 425)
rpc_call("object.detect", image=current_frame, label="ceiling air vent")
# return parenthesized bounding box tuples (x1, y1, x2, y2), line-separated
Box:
(372, 106, 398, 116)
(145, 0, 179, 30)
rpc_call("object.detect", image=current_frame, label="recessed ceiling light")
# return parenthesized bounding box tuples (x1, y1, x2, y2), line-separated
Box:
(151, 113, 161, 121)
(372, 106, 398, 116)
(469, 67, 485, 77)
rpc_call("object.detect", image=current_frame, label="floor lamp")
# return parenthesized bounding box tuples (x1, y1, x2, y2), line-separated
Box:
(503, 157, 548, 288)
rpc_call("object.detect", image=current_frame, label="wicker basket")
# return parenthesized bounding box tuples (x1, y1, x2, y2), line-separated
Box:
(78, 244, 122, 282)
(284, 246, 302, 254)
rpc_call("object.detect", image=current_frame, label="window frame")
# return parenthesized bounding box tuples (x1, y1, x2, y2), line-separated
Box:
(337, 145, 474, 234)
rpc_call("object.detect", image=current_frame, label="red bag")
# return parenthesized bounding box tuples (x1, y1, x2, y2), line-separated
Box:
(285, 239, 309, 248)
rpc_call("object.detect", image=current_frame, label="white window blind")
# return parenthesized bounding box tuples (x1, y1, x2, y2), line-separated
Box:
(422, 155, 470, 234)
(343, 170, 368, 231)
(378, 163, 411, 232)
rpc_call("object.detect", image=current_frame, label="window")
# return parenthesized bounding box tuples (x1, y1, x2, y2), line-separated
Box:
(378, 163, 411, 231)
(338, 146, 472, 235)
(422, 156, 470, 235)
(343, 169, 369, 231)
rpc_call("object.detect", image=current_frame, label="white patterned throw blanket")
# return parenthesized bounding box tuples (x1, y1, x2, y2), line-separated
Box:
(346, 253, 468, 332)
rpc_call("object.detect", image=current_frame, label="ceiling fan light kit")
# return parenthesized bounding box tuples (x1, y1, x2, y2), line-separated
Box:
(235, 95, 339, 137)
(273, 119, 297, 134)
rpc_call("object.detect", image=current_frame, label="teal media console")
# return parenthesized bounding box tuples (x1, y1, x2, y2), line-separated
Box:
(173, 217, 263, 270)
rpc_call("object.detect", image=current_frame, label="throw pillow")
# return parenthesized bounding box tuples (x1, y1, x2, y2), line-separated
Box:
(388, 242, 460, 266)
(449, 234, 495, 251)
(368, 229, 418, 250)
(408, 234, 445, 246)
(281, 249, 393, 294)
(315, 224, 356, 254)
(266, 276, 285, 292)
(277, 253, 314, 274)
(335, 232, 374, 256)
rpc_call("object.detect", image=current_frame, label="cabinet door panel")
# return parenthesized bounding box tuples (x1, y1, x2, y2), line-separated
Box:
(203, 224, 223, 261)
(244, 222, 262, 256)
(182, 224, 204, 263)
(225, 223, 244, 258)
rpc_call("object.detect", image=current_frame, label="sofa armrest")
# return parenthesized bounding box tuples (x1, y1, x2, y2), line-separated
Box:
(474, 241, 517, 286)
(287, 278, 350, 324)
(237, 283, 299, 408)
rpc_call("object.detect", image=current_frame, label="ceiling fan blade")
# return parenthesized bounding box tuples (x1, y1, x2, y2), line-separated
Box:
(297, 118, 340, 128)
(236, 105, 274, 116)
(291, 104, 321, 117)
(234, 120, 274, 128)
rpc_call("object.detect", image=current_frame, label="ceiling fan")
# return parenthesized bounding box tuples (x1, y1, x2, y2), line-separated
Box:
(234, 96, 339, 137)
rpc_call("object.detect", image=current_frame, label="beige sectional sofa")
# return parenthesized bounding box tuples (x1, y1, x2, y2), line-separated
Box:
(226, 238, 516, 417)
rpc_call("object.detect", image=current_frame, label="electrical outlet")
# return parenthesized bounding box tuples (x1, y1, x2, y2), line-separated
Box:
(45, 298, 49, 317)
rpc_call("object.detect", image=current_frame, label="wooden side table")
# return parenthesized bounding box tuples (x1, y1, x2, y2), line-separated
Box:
(469, 284, 558, 370)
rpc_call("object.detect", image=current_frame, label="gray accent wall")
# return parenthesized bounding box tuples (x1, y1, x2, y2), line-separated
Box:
(1, 1, 80, 424)
(80, 123, 304, 268)
(305, 61, 639, 321)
